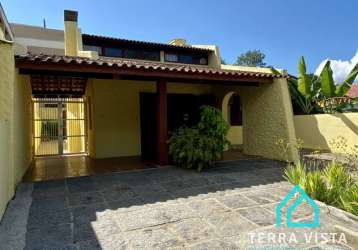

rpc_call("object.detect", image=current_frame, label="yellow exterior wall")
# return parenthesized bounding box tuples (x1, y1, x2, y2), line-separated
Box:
(0, 42, 32, 219)
(64, 21, 78, 56)
(213, 78, 298, 162)
(12, 74, 32, 184)
(227, 126, 243, 145)
(90, 80, 215, 158)
(294, 113, 358, 153)
(0, 42, 14, 218)
(91, 79, 156, 158)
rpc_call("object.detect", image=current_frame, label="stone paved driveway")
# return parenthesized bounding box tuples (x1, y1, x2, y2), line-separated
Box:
(1, 159, 357, 249)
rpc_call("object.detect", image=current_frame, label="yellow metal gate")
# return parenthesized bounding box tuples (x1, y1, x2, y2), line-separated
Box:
(33, 97, 86, 156)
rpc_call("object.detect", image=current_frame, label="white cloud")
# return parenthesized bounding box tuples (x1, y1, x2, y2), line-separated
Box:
(315, 51, 358, 84)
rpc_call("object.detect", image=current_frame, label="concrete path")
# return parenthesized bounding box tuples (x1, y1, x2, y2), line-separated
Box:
(1, 159, 357, 249)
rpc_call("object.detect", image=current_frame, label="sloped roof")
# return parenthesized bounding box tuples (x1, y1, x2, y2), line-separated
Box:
(15, 54, 287, 83)
(82, 34, 212, 53)
(347, 84, 358, 98)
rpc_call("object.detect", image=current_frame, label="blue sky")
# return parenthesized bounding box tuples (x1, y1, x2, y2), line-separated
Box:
(2, 0, 357, 79)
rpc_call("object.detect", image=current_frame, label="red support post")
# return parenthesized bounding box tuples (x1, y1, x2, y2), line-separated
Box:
(156, 78, 168, 165)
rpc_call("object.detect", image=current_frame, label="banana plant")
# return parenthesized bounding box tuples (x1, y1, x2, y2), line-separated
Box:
(319, 60, 358, 97)
(318, 60, 358, 113)
(271, 56, 320, 114)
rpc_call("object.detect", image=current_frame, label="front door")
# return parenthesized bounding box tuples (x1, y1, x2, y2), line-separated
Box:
(33, 97, 86, 156)
(139, 93, 216, 161)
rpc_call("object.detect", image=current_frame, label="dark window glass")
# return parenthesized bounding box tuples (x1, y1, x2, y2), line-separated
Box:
(104, 47, 122, 57)
(165, 53, 178, 62)
(229, 94, 242, 126)
(83, 45, 102, 55)
(124, 49, 140, 59)
(143, 50, 160, 61)
(179, 55, 193, 64)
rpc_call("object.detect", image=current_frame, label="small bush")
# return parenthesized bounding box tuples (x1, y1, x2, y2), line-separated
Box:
(284, 161, 358, 216)
(339, 184, 358, 215)
(168, 106, 230, 171)
(284, 162, 307, 186)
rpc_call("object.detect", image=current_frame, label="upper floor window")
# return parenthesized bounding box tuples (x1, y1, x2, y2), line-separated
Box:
(165, 53, 178, 62)
(164, 52, 208, 65)
(104, 47, 122, 57)
(83, 43, 160, 61)
(83, 45, 102, 56)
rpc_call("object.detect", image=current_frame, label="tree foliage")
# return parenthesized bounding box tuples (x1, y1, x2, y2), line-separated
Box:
(168, 106, 230, 171)
(235, 49, 266, 67)
(271, 56, 358, 114)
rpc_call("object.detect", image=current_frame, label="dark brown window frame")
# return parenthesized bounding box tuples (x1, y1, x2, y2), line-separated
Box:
(164, 51, 208, 65)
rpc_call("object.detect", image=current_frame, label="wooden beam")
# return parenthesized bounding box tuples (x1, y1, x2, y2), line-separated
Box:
(156, 78, 168, 165)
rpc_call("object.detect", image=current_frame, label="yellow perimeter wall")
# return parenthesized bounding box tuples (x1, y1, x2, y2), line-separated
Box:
(0, 42, 32, 219)
(87, 78, 297, 162)
(294, 113, 358, 153)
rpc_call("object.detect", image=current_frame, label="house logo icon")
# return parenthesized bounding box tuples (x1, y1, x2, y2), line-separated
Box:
(276, 185, 320, 228)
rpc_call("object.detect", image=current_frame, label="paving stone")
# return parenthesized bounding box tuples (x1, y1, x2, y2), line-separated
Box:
(187, 199, 229, 217)
(113, 172, 155, 186)
(205, 211, 257, 237)
(74, 216, 121, 243)
(3, 159, 358, 250)
(33, 180, 67, 197)
(67, 176, 98, 193)
(25, 224, 73, 249)
(71, 203, 110, 224)
(237, 207, 276, 226)
(131, 184, 167, 194)
(188, 238, 238, 250)
(115, 204, 197, 231)
(160, 180, 192, 192)
(78, 235, 128, 250)
(243, 190, 282, 205)
(68, 192, 104, 207)
(101, 186, 138, 202)
(108, 198, 146, 214)
(206, 175, 236, 184)
(138, 191, 175, 204)
(30, 195, 67, 212)
(92, 174, 126, 190)
(180, 177, 212, 188)
(169, 218, 216, 244)
(28, 209, 72, 229)
(216, 194, 258, 209)
(124, 226, 185, 250)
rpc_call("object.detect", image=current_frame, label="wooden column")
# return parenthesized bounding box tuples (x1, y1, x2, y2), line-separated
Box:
(156, 78, 168, 165)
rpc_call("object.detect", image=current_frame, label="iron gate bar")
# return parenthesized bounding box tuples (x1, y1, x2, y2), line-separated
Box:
(32, 97, 87, 157)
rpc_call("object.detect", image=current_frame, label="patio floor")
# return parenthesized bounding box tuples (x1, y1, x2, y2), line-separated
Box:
(1, 159, 357, 249)
(22, 150, 255, 182)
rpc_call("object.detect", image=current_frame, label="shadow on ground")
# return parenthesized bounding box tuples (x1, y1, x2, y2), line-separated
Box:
(1, 158, 357, 249)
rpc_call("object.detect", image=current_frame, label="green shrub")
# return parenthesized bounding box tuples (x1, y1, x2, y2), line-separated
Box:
(339, 184, 358, 216)
(168, 106, 229, 171)
(305, 171, 327, 201)
(323, 163, 354, 205)
(284, 161, 357, 216)
(284, 162, 307, 186)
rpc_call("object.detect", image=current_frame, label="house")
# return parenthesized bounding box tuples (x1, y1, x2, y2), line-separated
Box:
(0, 9, 299, 218)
